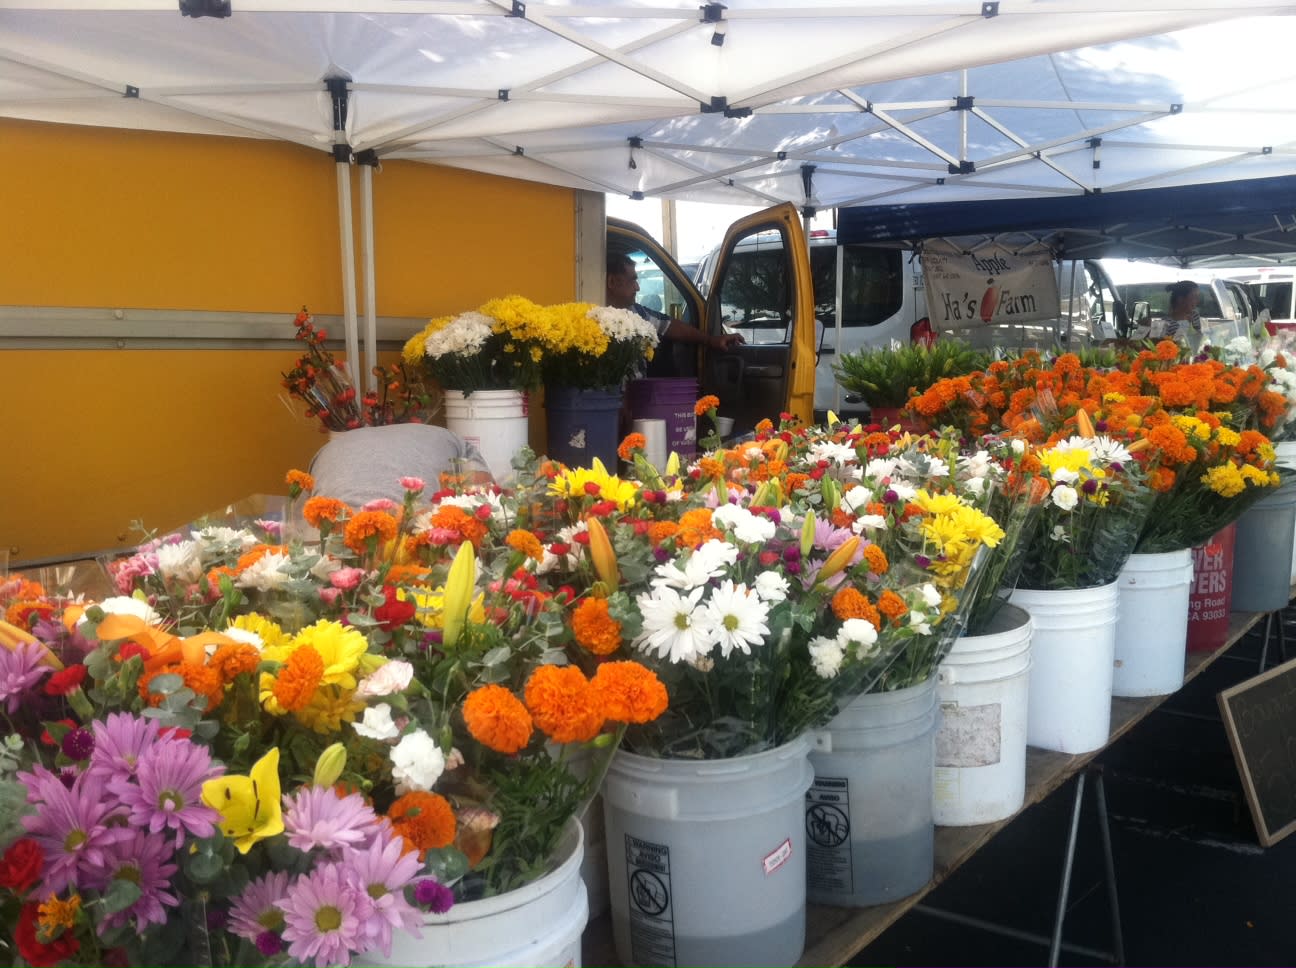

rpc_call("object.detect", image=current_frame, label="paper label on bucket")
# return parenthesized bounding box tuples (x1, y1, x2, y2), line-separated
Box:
(805, 777, 853, 895)
(762, 837, 793, 876)
(935, 701, 1002, 768)
(624, 835, 676, 966)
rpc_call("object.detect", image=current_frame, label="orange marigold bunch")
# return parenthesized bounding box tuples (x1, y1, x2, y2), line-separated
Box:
(571, 597, 623, 656)
(524, 665, 606, 744)
(303, 496, 350, 528)
(677, 508, 722, 548)
(831, 587, 882, 629)
(389, 791, 457, 853)
(428, 505, 489, 548)
(505, 529, 544, 561)
(344, 510, 400, 554)
(210, 643, 261, 684)
(877, 589, 908, 624)
(272, 646, 325, 712)
(140, 661, 224, 712)
(862, 543, 889, 574)
(647, 521, 680, 546)
(694, 394, 721, 417)
(463, 683, 534, 754)
(591, 661, 669, 723)
(618, 433, 647, 461)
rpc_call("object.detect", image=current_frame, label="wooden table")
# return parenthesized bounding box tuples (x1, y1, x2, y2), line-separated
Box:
(582, 608, 1266, 967)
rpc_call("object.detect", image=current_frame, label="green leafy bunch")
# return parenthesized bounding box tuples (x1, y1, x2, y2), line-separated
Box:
(833, 340, 991, 408)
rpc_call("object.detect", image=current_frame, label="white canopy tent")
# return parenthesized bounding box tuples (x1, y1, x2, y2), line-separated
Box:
(6, 0, 1296, 376)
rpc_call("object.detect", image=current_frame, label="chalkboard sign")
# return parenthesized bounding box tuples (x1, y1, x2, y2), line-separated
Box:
(1218, 656, 1296, 847)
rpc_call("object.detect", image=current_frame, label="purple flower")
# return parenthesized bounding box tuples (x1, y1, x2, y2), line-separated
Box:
(1081, 478, 1099, 495)
(229, 871, 291, 942)
(782, 546, 801, 563)
(652, 547, 671, 563)
(346, 828, 423, 955)
(914, 554, 932, 568)
(414, 878, 455, 914)
(256, 931, 285, 957)
(883, 488, 900, 504)
(61, 728, 95, 762)
(283, 787, 379, 854)
(278, 863, 375, 968)
(19, 766, 131, 892)
(812, 519, 854, 553)
(81, 831, 179, 930)
(88, 712, 163, 785)
(108, 739, 221, 847)
(0, 641, 53, 713)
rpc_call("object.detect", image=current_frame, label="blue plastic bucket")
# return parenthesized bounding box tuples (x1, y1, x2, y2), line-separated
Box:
(545, 386, 623, 470)
(626, 378, 699, 461)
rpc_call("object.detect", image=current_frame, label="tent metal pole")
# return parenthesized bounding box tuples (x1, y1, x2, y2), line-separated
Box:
(359, 154, 379, 393)
(327, 77, 360, 388)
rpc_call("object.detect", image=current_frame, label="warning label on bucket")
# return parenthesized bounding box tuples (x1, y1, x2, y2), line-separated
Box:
(805, 776, 853, 895)
(625, 835, 676, 966)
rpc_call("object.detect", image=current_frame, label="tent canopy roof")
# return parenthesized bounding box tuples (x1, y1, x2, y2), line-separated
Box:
(836, 174, 1296, 266)
(6, 1, 1296, 214)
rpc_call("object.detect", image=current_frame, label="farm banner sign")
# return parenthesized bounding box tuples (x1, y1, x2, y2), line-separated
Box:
(922, 241, 1059, 329)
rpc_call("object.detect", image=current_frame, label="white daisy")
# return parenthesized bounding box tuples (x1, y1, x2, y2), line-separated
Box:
(1050, 484, 1079, 511)
(235, 552, 293, 592)
(155, 540, 202, 584)
(864, 457, 898, 480)
(851, 514, 888, 534)
(633, 586, 716, 664)
(224, 626, 265, 651)
(652, 539, 738, 590)
(703, 581, 771, 658)
(86, 595, 161, 627)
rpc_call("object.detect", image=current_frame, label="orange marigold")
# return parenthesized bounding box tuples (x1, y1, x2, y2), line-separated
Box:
(571, 597, 623, 656)
(505, 529, 544, 562)
(831, 587, 881, 629)
(429, 505, 488, 548)
(4, 600, 53, 629)
(236, 544, 288, 571)
(462, 684, 534, 754)
(344, 511, 400, 554)
(694, 394, 721, 417)
(863, 544, 889, 574)
(1148, 466, 1177, 493)
(210, 643, 261, 684)
(285, 469, 315, 492)
(755, 418, 774, 433)
(677, 509, 722, 548)
(303, 496, 349, 528)
(785, 472, 810, 493)
(272, 646, 325, 712)
(524, 665, 606, 744)
(141, 661, 225, 712)
(591, 661, 669, 724)
(647, 521, 680, 547)
(389, 791, 457, 851)
(618, 433, 648, 461)
(877, 590, 908, 623)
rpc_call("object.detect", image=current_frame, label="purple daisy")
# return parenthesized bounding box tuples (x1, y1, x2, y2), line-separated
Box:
(229, 871, 292, 942)
(278, 863, 375, 968)
(81, 830, 179, 931)
(0, 640, 53, 713)
(19, 766, 131, 892)
(108, 739, 221, 847)
(87, 712, 163, 785)
(344, 827, 423, 956)
(282, 787, 380, 854)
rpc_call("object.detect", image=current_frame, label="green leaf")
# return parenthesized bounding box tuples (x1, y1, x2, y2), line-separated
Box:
(185, 850, 225, 885)
(480, 646, 511, 667)
(147, 673, 185, 697)
(102, 878, 143, 914)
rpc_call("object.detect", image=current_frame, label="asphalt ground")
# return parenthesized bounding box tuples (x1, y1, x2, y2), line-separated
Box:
(848, 615, 1296, 968)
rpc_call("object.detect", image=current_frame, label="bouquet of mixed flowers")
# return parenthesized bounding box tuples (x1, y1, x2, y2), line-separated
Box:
(586, 414, 1005, 756)
(1, 471, 669, 966)
(282, 308, 437, 432)
(536, 303, 658, 390)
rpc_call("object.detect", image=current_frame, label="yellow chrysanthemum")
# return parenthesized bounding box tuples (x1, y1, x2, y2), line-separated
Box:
(548, 458, 639, 511)
(1215, 427, 1242, 448)
(1039, 448, 1096, 478)
(285, 620, 368, 690)
(228, 613, 290, 650)
(1202, 464, 1245, 497)
(911, 490, 966, 516)
(294, 685, 366, 734)
(411, 588, 486, 629)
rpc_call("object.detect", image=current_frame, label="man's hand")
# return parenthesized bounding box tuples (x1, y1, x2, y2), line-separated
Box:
(708, 331, 745, 351)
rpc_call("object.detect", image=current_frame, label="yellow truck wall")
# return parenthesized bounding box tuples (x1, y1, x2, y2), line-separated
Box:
(1, 119, 576, 561)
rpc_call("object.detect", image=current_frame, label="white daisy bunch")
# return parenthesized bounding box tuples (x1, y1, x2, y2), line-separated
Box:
(422, 310, 493, 360)
(1258, 333, 1296, 441)
(588, 305, 660, 347)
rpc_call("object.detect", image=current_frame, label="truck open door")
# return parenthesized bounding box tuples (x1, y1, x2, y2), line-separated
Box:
(607, 202, 815, 433)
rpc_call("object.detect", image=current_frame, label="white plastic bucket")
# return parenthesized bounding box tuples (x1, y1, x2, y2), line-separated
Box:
(369, 819, 587, 967)
(933, 604, 1033, 826)
(1011, 582, 1119, 754)
(603, 736, 813, 967)
(1112, 549, 1194, 698)
(1274, 440, 1296, 583)
(443, 389, 530, 483)
(807, 677, 938, 907)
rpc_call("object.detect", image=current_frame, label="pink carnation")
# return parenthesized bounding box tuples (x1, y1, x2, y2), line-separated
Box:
(329, 568, 366, 591)
(362, 498, 400, 514)
(399, 476, 426, 493)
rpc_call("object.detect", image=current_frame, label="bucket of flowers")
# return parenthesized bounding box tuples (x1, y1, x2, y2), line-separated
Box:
(2, 472, 669, 967)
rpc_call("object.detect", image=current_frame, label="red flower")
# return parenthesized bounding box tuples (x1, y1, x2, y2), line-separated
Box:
(43, 665, 87, 697)
(373, 586, 416, 632)
(15, 902, 79, 967)
(117, 642, 149, 663)
(0, 840, 43, 893)
(39, 719, 75, 747)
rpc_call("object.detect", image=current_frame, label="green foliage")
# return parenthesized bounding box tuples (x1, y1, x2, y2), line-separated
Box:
(833, 340, 991, 407)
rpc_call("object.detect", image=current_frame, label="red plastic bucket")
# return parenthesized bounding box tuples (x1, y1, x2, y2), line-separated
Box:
(1186, 523, 1236, 654)
(626, 378, 699, 460)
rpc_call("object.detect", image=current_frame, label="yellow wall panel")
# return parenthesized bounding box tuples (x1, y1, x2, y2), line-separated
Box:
(1, 120, 577, 561)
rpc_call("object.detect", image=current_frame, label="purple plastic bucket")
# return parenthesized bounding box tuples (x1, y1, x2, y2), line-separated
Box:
(626, 378, 698, 460)
(546, 386, 623, 469)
